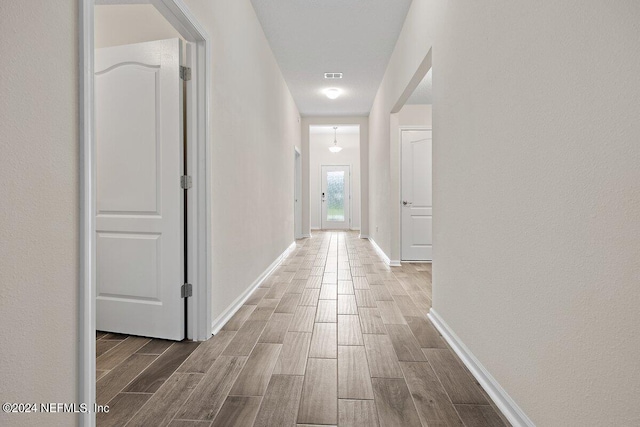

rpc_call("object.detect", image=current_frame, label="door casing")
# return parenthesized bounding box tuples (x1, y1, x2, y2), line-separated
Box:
(294, 147, 303, 239)
(79, 1, 211, 425)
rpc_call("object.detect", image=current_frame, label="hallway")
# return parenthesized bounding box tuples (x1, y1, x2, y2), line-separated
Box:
(3, 1, 640, 425)
(96, 232, 507, 426)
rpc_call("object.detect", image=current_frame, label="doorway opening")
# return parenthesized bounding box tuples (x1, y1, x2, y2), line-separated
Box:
(80, 1, 211, 424)
(309, 125, 361, 231)
(95, 34, 187, 342)
(389, 51, 432, 263)
(397, 69, 432, 262)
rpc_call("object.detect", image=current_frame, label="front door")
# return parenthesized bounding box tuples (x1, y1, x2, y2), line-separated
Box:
(401, 130, 432, 261)
(95, 38, 185, 340)
(321, 165, 350, 230)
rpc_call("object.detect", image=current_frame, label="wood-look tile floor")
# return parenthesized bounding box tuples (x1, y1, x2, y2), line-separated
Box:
(97, 231, 510, 426)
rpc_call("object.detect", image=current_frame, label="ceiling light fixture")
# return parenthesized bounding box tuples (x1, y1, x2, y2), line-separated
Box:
(329, 126, 343, 153)
(325, 88, 341, 99)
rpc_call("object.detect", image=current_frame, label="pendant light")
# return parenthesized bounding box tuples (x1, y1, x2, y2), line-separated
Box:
(329, 126, 343, 153)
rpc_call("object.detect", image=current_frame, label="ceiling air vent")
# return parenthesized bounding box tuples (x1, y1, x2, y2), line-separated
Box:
(324, 72, 343, 79)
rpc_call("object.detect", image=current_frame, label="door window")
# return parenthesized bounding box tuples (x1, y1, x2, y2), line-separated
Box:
(326, 170, 345, 221)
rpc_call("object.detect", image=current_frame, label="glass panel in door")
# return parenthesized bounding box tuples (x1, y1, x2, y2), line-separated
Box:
(321, 165, 350, 230)
(326, 171, 345, 221)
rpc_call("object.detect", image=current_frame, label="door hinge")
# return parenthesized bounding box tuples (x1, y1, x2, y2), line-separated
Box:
(180, 66, 192, 81)
(181, 283, 193, 298)
(181, 175, 192, 189)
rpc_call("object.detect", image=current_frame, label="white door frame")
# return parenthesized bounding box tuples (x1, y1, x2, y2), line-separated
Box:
(399, 126, 431, 262)
(320, 164, 352, 230)
(294, 147, 303, 239)
(79, 1, 211, 425)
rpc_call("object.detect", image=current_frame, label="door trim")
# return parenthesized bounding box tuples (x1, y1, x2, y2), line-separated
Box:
(79, 1, 211, 425)
(294, 147, 303, 239)
(399, 126, 431, 262)
(320, 164, 351, 230)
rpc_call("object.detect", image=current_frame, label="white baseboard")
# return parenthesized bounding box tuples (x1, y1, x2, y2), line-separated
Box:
(358, 234, 369, 239)
(389, 260, 401, 267)
(350, 227, 361, 231)
(428, 309, 534, 427)
(301, 233, 311, 238)
(211, 241, 296, 335)
(368, 237, 393, 266)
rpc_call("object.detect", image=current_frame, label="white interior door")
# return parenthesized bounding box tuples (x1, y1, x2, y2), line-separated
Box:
(401, 130, 432, 261)
(95, 38, 185, 340)
(321, 165, 350, 230)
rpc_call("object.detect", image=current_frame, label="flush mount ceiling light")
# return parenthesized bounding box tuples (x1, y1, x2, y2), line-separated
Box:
(324, 88, 341, 99)
(329, 126, 343, 153)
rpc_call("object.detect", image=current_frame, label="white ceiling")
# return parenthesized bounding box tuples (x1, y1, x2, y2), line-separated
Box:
(406, 68, 432, 105)
(310, 125, 360, 135)
(250, 0, 413, 117)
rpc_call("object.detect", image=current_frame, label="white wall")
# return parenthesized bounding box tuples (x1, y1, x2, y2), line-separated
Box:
(0, 1, 78, 426)
(433, 1, 640, 425)
(368, 0, 435, 256)
(302, 116, 368, 237)
(182, 0, 301, 328)
(390, 104, 432, 262)
(310, 132, 361, 230)
(95, 4, 181, 48)
(396, 104, 432, 128)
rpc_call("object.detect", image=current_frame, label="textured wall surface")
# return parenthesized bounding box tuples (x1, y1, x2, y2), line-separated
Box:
(368, 0, 435, 256)
(183, 0, 301, 325)
(433, 1, 640, 425)
(0, 1, 79, 426)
